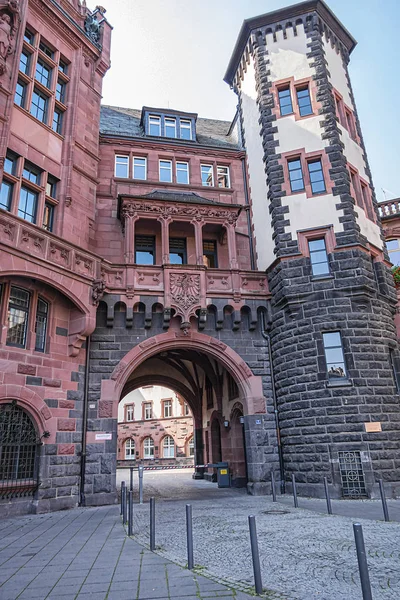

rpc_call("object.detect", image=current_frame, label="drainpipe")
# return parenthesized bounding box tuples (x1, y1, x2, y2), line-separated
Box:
(79, 334, 91, 506)
(241, 158, 255, 270)
(261, 314, 285, 494)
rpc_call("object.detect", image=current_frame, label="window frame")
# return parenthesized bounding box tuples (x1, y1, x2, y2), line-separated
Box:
(202, 239, 218, 268)
(135, 235, 156, 265)
(125, 438, 135, 459)
(115, 155, 129, 179)
(30, 88, 49, 124)
(18, 185, 38, 224)
(308, 238, 330, 277)
(180, 119, 192, 140)
(15, 79, 27, 108)
(283, 150, 331, 198)
(287, 157, 305, 193)
(149, 115, 161, 136)
(143, 402, 152, 420)
(34, 296, 48, 352)
(164, 117, 177, 138)
(322, 331, 348, 382)
(169, 237, 187, 265)
(42, 201, 55, 232)
(125, 405, 134, 422)
(143, 437, 154, 459)
(0, 180, 13, 211)
(277, 85, 293, 116)
(176, 161, 189, 185)
(217, 165, 230, 188)
(296, 85, 313, 117)
(274, 77, 316, 120)
(159, 159, 172, 183)
(201, 164, 214, 187)
(163, 435, 175, 458)
(163, 399, 172, 418)
(6, 287, 31, 349)
(307, 158, 326, 195)
(133, 156, 147, 180)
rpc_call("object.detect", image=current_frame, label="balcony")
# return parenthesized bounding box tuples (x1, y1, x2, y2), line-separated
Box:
(379, 198, 400, 220)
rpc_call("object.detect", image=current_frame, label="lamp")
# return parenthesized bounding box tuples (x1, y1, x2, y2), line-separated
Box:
(223, 420, 229, 428)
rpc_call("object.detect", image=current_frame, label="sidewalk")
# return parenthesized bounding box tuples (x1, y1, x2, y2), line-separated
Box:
(0, 506, 254, 600)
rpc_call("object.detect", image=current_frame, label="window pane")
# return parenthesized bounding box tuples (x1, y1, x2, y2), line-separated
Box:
(386, 239, 400, 251)
(35, 297, 48, 352)
(203, 240, 217, 268)
(307, 160, 326, 194)
(133, 158, 146, 180)
(323, 332, 341, 348)
(0, 180, 12, 211)
(201, 164, 213, 186)
(39, 41, 53, 58)
(180, 120, 192, 140)
(15, 80, 26, 107)
(18, 187, 37, 223)
(176, 162, 189, 184)
(56, 80, 66, 103)
(322, 332, 346, 379)
(169, 238, 186, 264)
(308, 239, 325, 252)
(296, 86, 313, 116)
(159, 160, 172, 182)
(135, 236, 155, 264)
(149, 116, 161, 136)
(7, 288, 30, 347)
(23, 162, 41, 185)
(389, 249, 400, 266)
(165, 117, 176, 138)
(52, 109, 63, 134)
(4, 154, 16, 175)
(30, 89, 48, 123)
(58, 61, 68, 74)
(35, 59, 52, 88)
(24, 29, 34, 44)
(19, 51, 31, 75)
(217, 166, 230, 188)
(278, 87, 293, 116)
(42, 202, 54, 231)
(288, 159, 304, 192)
(115, 156, 129, 178)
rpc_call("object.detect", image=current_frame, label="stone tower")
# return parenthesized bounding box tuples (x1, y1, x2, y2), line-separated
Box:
(225, 0, 400, 497)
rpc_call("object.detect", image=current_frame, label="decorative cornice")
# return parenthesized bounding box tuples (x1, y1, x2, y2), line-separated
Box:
(120, 199, 241, 225)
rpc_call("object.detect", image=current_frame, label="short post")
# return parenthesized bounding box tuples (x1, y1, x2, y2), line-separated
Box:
(138, 465, 144, 505)
(378, 479, 390, 522)
(186, 504, 194, 570)
(122, 482, 127, 524)
(248, 515, 263, 595)
(353, 523, 373, 600)
(128, 491, 133, 536)
(271, 472, 277, 503)
(150, 497, 155, 551)
(120, 480, 126, 516)
(292, 474, 298, 508)
(130, 467, 134, 492)
(323, 477, 333, 515)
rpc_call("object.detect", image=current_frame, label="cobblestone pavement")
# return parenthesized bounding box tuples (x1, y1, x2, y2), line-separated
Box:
(0, 506, 253, 600)
(124, 470, 400, 600)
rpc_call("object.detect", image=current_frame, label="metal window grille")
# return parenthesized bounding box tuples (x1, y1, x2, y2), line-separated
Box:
(0, 402, 40, 499)
(338, 450, 367, 498)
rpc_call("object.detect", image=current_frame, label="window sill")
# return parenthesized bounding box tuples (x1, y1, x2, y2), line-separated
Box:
(311, 274, 334, 281)
(326, 379, 352, 388)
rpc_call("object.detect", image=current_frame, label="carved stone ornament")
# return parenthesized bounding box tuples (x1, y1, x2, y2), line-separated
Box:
(0, 0, 20, 77)
(84, 11, 101, 43)
(170, 273, 201, 325)
(121, 200, 239, 227)
(91, 278, 106, 305)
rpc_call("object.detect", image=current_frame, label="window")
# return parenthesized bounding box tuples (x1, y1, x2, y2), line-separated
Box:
(387, 239, 400, 266)
(0, 181, 13, 211)
(169, 238, 187, 265)
(307, 159, 326, 194)
(42, 202, 54, 232)
(30, 89, 49, 124)
(56, 79, 66, 103)
(133, 157, 146, 180)
(35, 58, 52, 88)
(323, 332, 347, 381)
(201, 164, 214, 187)
(163, 436, 174, 458)
(350, 169, 363, 208)
(184, 403, 190, 416)
(4, 153, 17, 176)
(217, 165, 230, 188)
(159, 160, 172, 182)
(288, 158, 304, 192)
(52, 108, 63, 134)
(46, 176, 57, 199)
(143, 437, 154, 459)
(23, 162, 41, 185)
(144, 403, 152, 420)
(278, 86, 293, 116)
(58, 60, 68, 74)
(24, 29, 34, 45)
(180, 120, 192, 140)
(203, 240, 218, 268)
(149, 115, 161, 136)
(126, 405, 134, 422)
(115, 155, 129, 178)
(361, 182, 374, 221)
(345, 108, 356, 140)
(18, 187, 37, 223)
(125, 439, 135, 459)
(163, 400, 172, 418)
(39, 41, 53, 59)
(165, 117, 176, 138)
(308, 239, 329, 276)
(176, 161, 189, 184)
(15, 80, 27, 108)
(296, 86, 313, 117)
(188, 437, 195, 457)
(6, 287, 30, 348)
(135, 235, 155, 265)
(19, 50, 31, 75)
(35, 297, 48, 352)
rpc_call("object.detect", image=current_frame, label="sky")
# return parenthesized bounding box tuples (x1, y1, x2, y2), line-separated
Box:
(101, 0, 400, 202)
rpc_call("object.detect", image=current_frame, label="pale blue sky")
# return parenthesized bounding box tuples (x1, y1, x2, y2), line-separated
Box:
(101, 0, 400, 202)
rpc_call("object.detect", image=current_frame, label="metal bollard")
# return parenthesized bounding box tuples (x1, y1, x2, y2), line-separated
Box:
(248, 515, 263, 595)
(128, 491, 133, 536)
(378, 479, 390, 522)
(292, 474, 298, 508)
(271, 472, 277, 503)
(323, 477, 332, 515)
(150, 497, 156, 551)
(353, 523, 373, 600)
(120, 481, 126, 516)
(130, 467, 134, 492)
(122, 483, 127, 525)
(138, 465, 144, 504)
(186, 504, 194, 570)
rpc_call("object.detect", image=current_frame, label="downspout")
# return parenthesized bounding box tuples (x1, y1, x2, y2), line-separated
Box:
(79, 334, 91, 506)
(261, 313, 285, 494)
(241, 158, 255, 270)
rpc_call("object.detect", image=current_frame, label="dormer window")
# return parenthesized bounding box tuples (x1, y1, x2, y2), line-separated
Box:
(180, 120, 192, 140)
(165, 117, 176, 138)
(149, 115, 161, 136)
(144, 109, 195, 141)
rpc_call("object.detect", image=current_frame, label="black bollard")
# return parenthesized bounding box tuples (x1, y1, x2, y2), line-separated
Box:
(122, 483, 127, 524)
(271, 472, 277, 503)
(186, 504, 194, 570)
(378, 479, 390, 522)
(323, 477, 333, 515)
(150, 497, 155, 551)
(292, 474, 298, 508)
(248, 515, 263, 595)
(120, 481, 126, 516)
(128, 491, 133, 536)
(353, 523, 373, 600)
(130, 467, 134, 492)
(138, 465, 144, 504)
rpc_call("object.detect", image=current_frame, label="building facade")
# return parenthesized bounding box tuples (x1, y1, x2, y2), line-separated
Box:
(117, 385, 194, 467)
(0, 0, 399, 515)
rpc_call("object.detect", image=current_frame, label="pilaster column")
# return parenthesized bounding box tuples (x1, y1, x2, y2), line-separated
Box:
(226, 222, 238, 269)
(193, 219, 204, 265)
(159, 217, 171, 264)
(123, 210, 138, 264)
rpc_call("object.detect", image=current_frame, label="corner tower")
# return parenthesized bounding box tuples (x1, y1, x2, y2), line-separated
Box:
(226, 0, 400, 497)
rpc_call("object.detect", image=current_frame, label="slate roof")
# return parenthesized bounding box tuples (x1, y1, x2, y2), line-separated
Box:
(100, 105, 240, 150)
(119, 190, 242, 208)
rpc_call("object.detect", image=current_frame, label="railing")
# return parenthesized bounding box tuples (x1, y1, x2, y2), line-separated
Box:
(378, 198, 400, 219)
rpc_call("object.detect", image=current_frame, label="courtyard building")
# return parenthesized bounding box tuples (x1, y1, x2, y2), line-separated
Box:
(0, 0, 400, 516)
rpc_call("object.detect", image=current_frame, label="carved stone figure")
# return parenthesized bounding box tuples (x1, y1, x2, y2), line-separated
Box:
(91, 279, 106, 305)
(0, 13, 11, 59)
(0, 0, 20, 76)
(85, 12, 100, 43)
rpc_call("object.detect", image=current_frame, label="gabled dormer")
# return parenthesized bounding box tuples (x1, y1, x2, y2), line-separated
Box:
(140, 107, 197, 141)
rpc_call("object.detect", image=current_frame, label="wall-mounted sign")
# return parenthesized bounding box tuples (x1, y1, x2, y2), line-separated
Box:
(95, 433, 112, 440)
(255, 419, 261, 425)
(364, 422, 382, 433)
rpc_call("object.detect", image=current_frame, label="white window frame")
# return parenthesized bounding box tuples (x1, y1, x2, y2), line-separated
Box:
(163, 400, 172, 418)
(126, 405, 134, 422)
(159, 160, 172, 183)
(115, 155, 129, 178)
(125, 439, 135, 459)
(201, 164, 214, 187)
(217, 165, 230, 188)
(133, 156, 147, 180)
(149, 115, 161, 136)
(144, 403, 152, 420)
(180, 119, 192, 140)
(176, 161, 189, 185)
(164, 117, 177, 138)
(188, 437, 195, 456)
(163, 436, 175, 458)
(143, 437, 154, 459)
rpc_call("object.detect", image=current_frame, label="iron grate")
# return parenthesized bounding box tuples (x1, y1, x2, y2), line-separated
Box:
(338, 450, 367, 498)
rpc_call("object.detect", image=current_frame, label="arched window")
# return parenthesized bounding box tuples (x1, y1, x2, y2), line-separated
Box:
(125, 439, 135, 459)
(188, 436, 195, 457)
(143, 437, 154, 459)
(0, 402, 40, 498)
(163, 435, 174, 458)
(387, 239, 400, 266)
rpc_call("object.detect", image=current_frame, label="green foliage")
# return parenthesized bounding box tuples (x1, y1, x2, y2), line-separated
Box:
(392, 266, 400, 285)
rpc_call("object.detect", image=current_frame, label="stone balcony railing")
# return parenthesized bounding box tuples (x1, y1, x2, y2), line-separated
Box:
(379, 198, 400, 219)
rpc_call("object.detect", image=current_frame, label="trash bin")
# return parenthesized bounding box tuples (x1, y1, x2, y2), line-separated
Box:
(206, 462, 231, 488)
